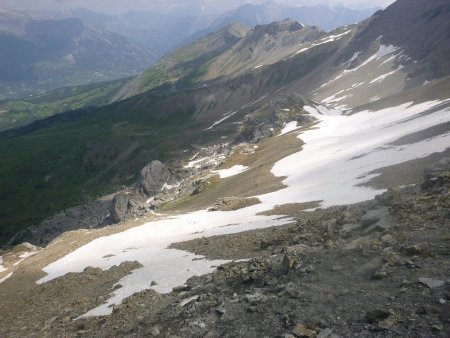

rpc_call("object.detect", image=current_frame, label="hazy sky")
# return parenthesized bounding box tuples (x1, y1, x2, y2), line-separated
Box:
(0, 0, 396, 14)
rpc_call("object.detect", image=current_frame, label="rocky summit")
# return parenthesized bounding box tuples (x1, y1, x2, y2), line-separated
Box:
(0, 0, 449, 337)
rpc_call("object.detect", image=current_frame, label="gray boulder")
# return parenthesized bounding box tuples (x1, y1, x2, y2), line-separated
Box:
(139, 160, 171, 196)
(110, 193, 129, 223)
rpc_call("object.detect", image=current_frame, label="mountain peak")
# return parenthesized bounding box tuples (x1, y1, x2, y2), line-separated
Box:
(254, 18, 304, 35)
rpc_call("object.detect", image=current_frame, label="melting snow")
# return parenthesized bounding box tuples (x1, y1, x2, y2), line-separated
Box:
(0, 272, 12, 284)
(294, 30, 351, 56)
(204, 111, 238, 130)
(211, 165, 249, 178)
(38, 99, 450, 317)
(184, 157, 209, 169)
(320, 44, 402, 89)
(347, 51, 361, 64)
(13, 251, 37, 266)
(0, 256, 5, 273)
(278, 121, 300, 136)
(369, 66, 404, 84)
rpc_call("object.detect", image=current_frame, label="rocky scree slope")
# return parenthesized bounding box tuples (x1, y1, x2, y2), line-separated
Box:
(4, 157, 448, 338)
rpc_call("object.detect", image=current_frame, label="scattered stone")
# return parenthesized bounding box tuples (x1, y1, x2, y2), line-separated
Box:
(149, 326, 160, 336)
(365, 309, 391, 324)
(283, 254, 300, 273)
(361, 208, 390, 228)
(292, 324, 316, 337)
(380, 234, 394, 243)
(419, 278, 445, 289)
(179, 295, 199, 307)
(402, 245, 432, 257)
(244, 292, 267, 305)
(432, 324, 443, 331)
(172, 285, 190, 292)
(382, 253, 401, 266)
(317, 328, 333, 338)
(331, 265, 342, 271)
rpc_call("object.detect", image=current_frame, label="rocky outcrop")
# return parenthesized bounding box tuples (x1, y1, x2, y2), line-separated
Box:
(138, 160, 171, 196)
(110, 193, 130, 223)
(233, 95, 316, 144)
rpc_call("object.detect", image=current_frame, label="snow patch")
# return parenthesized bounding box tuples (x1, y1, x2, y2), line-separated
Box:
(184, 157, 209, 169)
(0, 272, 12, 284)
(211, 165, 249, 178)
(278, 121, 300, 136)
(294, 30, 351, 56)
(320, 45, 402, 89)
(204, 111, 238, 131)
(369, 66, 404, 84)
(0, 256, 5, 273)
(13, 251, 37, 266)
(347, 51, 361, 64)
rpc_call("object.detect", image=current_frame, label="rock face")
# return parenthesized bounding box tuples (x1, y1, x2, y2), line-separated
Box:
(110, 193, 129, 223)
(138, 160, 171, 196)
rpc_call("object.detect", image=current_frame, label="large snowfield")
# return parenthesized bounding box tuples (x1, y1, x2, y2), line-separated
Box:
(37, 98, 450, 316)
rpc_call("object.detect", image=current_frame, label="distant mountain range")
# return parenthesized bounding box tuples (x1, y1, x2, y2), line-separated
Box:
(209, 3, 379, 32)
(0, 9, 159, 99)
(0, 3, 380, 99)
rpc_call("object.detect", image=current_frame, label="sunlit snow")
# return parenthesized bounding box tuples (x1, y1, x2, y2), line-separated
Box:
(0, 256, 6, 273)
(211, 165, 249, 178)
(278, 121, 300, 136)
(0, 273, 12, 284)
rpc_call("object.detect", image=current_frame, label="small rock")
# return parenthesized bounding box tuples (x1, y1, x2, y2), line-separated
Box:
(419, 278, 445, 289)
(380, 234, 394, 243)
(173, 285, 190, 292)
(215, 307, 226, 316)
(373, 268, 388, 279)
(331, 265, 342, 271)
(439, 298, 446, 304)
(365, 309, 391, 324)
(361, 208, 389, 227)
(402, 245, 431, 256)
(283, 254, 300, 274)
(244, 292, 267, 305)
(292, 324, 317, 337)
(432, 324, 443, 331)
(149, 326, 160, 336)
(317, 328, 333, 338)
(382, 253, 400, 266)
